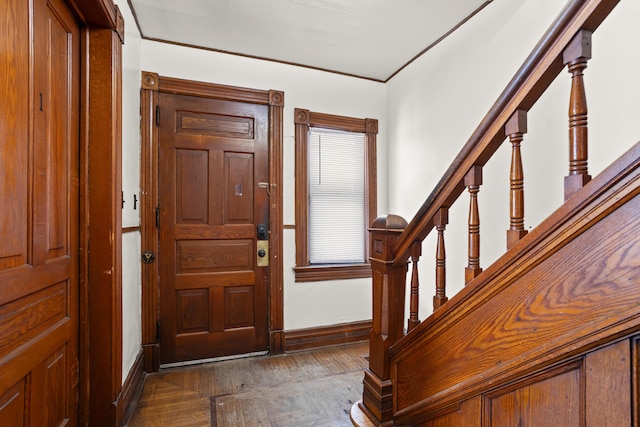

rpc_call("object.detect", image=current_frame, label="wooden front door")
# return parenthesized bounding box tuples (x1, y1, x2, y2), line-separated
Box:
(158, 93, 270, 364)
(0, 0, 80, 424)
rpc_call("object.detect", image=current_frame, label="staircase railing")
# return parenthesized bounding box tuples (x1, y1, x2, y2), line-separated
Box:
(356, 0, 621, 425)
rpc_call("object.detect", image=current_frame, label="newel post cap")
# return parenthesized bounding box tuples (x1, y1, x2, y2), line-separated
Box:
(370, 214, 408, 231)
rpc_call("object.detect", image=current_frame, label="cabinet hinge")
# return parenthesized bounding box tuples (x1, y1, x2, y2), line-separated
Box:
(155, 105, 160, 126)
(155, 206, 160, 228)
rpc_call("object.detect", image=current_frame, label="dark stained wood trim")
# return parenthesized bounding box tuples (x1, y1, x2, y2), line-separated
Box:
(139, 72, 285, 362)
(293, 108, 378, 282)
(285, 320, 372, 352)
(114, 350, 145, 426)
(293, 264, 372, 282)
(122, 226, 140, 234)
(633, 336, 640, 426)
(87, 25, 123, 427)
(157, 75, 271, 105)
(140, 71, 160, 372)
(268, 89, 285, 354)
(78, 27, 91, 427)
(67, 0, 118, 30)
(70, 0, 124, 425)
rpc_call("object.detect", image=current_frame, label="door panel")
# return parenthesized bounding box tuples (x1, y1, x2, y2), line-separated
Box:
(0, 0, 79, 424)
(159, 93, 269, 364)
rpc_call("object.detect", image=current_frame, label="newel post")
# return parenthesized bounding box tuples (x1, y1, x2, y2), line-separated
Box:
(361, 215, 409, 426)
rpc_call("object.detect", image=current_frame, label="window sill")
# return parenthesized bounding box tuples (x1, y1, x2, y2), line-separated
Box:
(293, 263, 372, 282)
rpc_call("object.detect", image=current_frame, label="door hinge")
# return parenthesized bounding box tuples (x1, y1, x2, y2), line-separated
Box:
(156, 321, 160, 341)
(155, 105, 160, 126)
(155, 206, 160, 228)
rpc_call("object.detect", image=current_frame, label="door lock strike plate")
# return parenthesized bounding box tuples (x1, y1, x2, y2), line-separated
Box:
(257, 240, 269, 267)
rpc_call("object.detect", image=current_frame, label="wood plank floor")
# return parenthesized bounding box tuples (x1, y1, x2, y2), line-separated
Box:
(125, 342, 368, 427)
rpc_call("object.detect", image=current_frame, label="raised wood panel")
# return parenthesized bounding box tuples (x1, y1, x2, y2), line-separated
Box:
(0, 282, 67, 354)
(176, 149, 209, 224)
(173, 224, 255, 240)
(44, 7, 72, 261)
(174, 326, 258, 360)
(0, 0, 29, 271)
(176, 110, 255, 139)
(485, 362, 581, 427)
(174, 271, 255, 289)
(417, 396, 481, 427)
(224, 286, 255, 329)
(176, 289, 209, 333)
(0, 379, 26, 426)
(173, 134, 256, 154)
(33, 0, 75, 266)
(585, 339, 630, 426)
(225, 152, 254, 224)
(176, 239, 253, 273)
(43, 345, 69, 426)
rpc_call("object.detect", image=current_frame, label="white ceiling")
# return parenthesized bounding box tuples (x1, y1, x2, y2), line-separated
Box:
(129, 0, 492, 82)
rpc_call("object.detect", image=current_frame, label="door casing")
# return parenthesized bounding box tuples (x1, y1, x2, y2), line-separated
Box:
(139, 72, 285, 371)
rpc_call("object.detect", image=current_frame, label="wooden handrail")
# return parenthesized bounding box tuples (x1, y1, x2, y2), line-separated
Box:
(391, 0, 619, 266)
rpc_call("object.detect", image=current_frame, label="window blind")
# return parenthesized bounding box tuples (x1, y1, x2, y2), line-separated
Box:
(308, 128, 366, 264)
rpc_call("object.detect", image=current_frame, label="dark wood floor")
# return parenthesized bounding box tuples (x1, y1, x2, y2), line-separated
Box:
(125, 342, 368, 427)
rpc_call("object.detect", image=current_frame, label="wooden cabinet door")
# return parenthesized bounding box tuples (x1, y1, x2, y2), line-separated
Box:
(0, 0, 80, 424)
(158, 93, 270, 364)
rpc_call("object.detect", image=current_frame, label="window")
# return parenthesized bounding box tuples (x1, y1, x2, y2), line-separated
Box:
(293, 108, 378, 282)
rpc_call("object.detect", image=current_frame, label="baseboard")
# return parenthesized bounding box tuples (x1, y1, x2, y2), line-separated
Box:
(270, 329, 285, 354)
(143, 343, 160, 372)
(114, 350, 145, 426)
(285, 320, 371, 352)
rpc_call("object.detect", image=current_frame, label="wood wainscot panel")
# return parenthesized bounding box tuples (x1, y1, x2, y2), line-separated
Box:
(415, 396, 481, 427)
(483, 361, 582, 427)
(584, 339, 631, 426)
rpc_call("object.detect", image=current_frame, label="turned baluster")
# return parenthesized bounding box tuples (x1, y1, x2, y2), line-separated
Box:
(433, 208, 449, 310)
(506, 110, 528, 249)
(563, 29, 592, 201)
(465, 166, 483, 284)
(407, 241, 421, 332)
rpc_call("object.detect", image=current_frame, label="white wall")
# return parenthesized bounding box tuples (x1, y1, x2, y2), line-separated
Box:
(139, 41, 387, 330)
(117, 0, 143, 384)
(386, 0, 640, 320)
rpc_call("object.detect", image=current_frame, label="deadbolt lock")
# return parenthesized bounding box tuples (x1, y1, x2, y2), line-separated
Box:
(257, 240, 269, 267)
